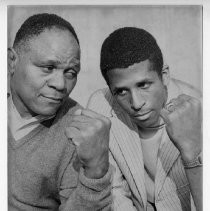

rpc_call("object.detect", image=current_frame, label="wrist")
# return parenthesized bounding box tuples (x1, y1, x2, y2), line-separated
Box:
(84, 162, 109, 179)
(181, 151, 199, 163)
(182, 151, 203, 169)
(83, 153, 109, 179)
(180, 143, 201, 163)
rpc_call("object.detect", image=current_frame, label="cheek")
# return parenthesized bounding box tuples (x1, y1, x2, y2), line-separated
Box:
(116, 97, 131, 111)
(14, 67, 34, 92)
(25, 72, 45, 92)
(19, 69, 48, 98)
(149, 88, 166, 109)
(66, 78, 77, 93)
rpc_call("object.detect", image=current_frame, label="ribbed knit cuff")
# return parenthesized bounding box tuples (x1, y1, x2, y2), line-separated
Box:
(79, 165, 114, 192)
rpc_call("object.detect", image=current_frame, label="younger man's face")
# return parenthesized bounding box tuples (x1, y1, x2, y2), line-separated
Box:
(107, 59, 169, 129)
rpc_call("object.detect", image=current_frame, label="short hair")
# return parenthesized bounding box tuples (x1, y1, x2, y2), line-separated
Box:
(100, 27, 163, 83)
(13, 13, 79, 53)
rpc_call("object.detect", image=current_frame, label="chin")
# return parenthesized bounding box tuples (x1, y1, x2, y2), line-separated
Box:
(32, 106, 59, 116)
(43, 108, 59, 116)
(136, 122, 151, 129)
(133, 118, 155, 128)
(132, 119, 147, 126)
(41, 111, 57, 116)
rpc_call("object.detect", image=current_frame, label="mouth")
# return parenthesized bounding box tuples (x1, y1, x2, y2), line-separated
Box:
(42, 95, 63, 103)
(133, 111, 152, 120)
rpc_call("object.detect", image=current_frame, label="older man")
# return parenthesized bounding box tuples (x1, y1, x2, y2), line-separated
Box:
(8, 13, 112, 210)
(87, 27, 202, 211)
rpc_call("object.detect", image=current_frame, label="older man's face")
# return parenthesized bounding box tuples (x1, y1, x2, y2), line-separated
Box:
(10, 28, 80, 117)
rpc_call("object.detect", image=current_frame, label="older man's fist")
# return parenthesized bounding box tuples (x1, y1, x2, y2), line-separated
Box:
(65, 109, 111, 179)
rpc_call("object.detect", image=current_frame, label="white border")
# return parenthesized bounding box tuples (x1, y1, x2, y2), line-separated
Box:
(0, 0, 207, 5)
(1, 1, 209, 210)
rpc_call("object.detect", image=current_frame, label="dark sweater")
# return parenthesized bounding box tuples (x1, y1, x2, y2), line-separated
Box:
(8, 98, 112, 211)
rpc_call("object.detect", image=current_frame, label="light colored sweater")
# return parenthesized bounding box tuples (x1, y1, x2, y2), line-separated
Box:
(8, 98, 112, 211)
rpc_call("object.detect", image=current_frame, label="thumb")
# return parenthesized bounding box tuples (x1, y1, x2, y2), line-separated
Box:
(73, 154, 82, 172)
(74, 109, 82, 116)
(65, 127, 82, 146)
(160, 108, 171, 125)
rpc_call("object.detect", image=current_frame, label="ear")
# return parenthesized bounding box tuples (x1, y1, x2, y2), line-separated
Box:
(8, 47, 18, 75)
(161, 65, 170, 86)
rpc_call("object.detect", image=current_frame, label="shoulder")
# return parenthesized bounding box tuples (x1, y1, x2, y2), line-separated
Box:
(168, 78, 202, 100)
(87, 88, 114, 117)
(88, 87, 112, 103)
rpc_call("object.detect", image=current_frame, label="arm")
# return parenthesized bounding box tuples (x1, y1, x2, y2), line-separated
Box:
(87, 90, 139, 210)
(160, 94, 202, 211)
(60, 108, 113, 210)
(109, 153, 138, 211)
(186, 166, 202, 211)
(59, 156, 113, 211)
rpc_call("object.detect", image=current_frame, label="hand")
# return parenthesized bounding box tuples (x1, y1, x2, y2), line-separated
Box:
(65, 109, 111, 179)
(160, 94, 202, 162)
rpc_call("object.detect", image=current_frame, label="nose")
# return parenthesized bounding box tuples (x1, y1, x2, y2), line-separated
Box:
(130, 90, 145, 111)
(47, 72, 65, 92)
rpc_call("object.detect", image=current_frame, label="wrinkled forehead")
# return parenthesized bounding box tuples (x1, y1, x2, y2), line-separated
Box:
(32, 28, 79, 49)
(22, 29, 80, 64)
(15, 27, 78, 51)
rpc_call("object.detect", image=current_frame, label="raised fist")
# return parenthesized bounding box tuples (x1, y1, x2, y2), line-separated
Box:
(65, 109, 111, 178)
(160, 94, 202, 162)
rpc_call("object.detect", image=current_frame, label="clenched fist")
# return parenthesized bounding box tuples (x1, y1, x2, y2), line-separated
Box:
(65, 109, 111, 179)
(160, 94, 202, 162)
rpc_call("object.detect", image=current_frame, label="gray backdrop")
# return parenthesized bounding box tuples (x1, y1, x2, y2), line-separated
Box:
(8, 5, 202, 106)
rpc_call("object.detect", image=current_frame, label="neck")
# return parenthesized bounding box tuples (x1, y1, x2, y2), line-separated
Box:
(137, 116, 164, 139)
(138, 127, 159, 139)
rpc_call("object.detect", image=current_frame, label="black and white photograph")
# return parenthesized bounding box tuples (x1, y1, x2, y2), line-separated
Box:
(2, 1, 208, 210)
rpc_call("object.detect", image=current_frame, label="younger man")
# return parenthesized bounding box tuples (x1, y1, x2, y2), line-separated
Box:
(87, 27, 202, 211)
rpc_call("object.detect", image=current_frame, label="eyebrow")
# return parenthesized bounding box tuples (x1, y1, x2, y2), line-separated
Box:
(136, 78, 153, 84)
(39, 58, 80, 67)
(39, 60, 60, 65)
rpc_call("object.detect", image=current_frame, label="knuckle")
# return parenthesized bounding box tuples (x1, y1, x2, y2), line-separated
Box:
(80, 108, 86, 115)
(186, 97, 201, 111)
(71, 115, 77, 120)
(179, 93, 188, 99)
(180, 93, 187, 98)
(183, 100, 191, 108)
(64, 128, 70, 136)
(96, 117, 111, 127)
(103, 117, 111, 127)
(94, 119, 104, 129)
(81, 128, 93, 137)
(178, 94, 191, 102)
(191, 98, 201, 107)
(87, 125, 96, 134)
(170, 98, 177, 103)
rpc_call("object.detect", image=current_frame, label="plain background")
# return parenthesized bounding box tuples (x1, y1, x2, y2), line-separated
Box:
(8, 5, 202, 106)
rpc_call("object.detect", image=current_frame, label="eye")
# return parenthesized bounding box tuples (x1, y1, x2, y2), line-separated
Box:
(138, 82, 152, 89)
(41, 65, 55, 73)
(65, 69, 77, 79)
(114, 89, 128, 97)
